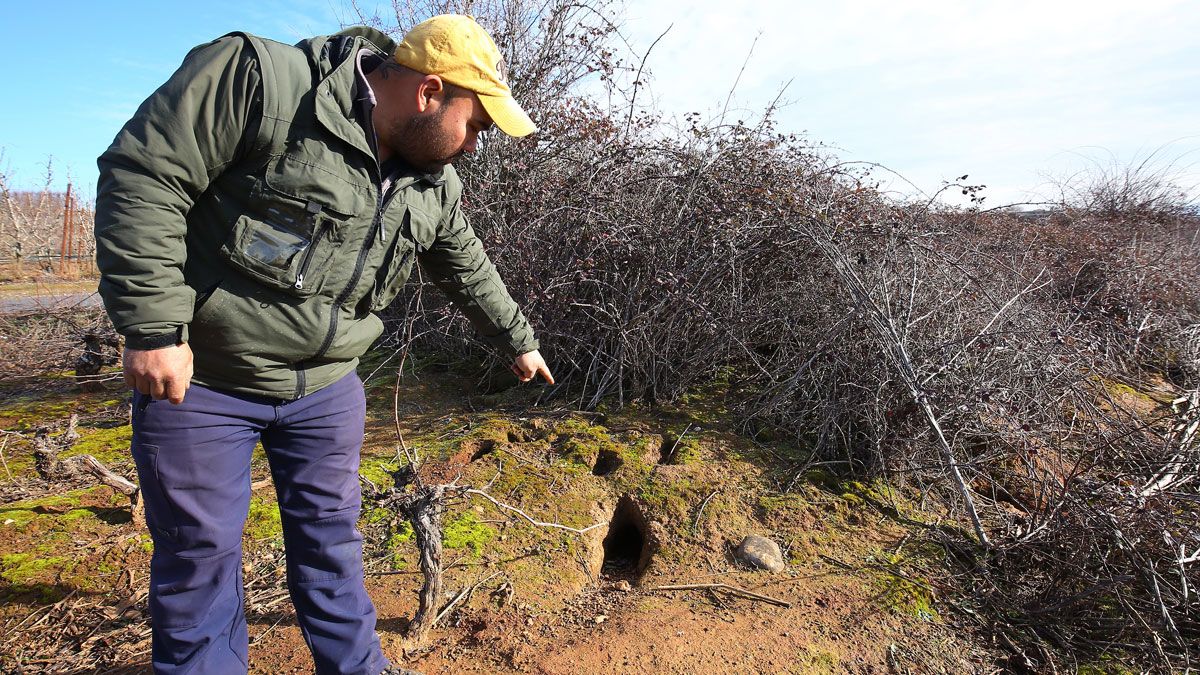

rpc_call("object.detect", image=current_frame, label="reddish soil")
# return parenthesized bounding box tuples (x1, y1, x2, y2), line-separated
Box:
(245, 561, 983, 674)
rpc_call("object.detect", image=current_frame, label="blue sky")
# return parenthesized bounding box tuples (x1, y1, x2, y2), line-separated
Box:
(2, 0, 1198, 208)
(0, 0, 352, 197)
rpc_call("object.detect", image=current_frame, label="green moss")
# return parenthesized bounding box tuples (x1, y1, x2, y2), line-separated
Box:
(1, 553, 69, 585)
(1, 509, 36, 527)
(95, 556, 122, 576)
(245, 496, 282, 542)
(481, 459, 604, 537)
(840, 492, 864, 507)
(442, 511, 495, 557)
(638, 474, 695, 523)
(791, 649, 840, 673)
(661, 428, 702, 464)
(873, 552, 938, 621)
(360, 457, 402, 487)
(0, 388, 125, 432)
(63, 425, 132, 465)
(879, 574, 937, 621)
(552, 417, 619, 470)
(472, 417, 522, 446)
(385, 520, 415, 568)
(362, 506, 392, 525)
(60, 508, 99, 522)
(1, 401, 75, 429)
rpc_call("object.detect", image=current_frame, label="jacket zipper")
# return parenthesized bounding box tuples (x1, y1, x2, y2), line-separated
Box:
(292, 184, 402, 399)
(292, 201, 326, 291)
(294, 219, 331, 290)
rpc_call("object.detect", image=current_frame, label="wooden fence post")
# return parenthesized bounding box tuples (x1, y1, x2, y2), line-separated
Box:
(59, 183, 73, 274)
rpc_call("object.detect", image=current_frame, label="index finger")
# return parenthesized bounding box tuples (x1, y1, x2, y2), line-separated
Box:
(537, 364, 555, 385)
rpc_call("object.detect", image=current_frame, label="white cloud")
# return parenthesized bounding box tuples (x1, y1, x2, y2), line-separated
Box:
(620, 0, 1200, 206)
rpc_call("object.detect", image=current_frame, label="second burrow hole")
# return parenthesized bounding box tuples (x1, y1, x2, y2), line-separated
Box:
(600, 495, 652, 580)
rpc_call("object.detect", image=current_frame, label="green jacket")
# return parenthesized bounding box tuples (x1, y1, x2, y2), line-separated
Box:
(95, 27, 538, 399)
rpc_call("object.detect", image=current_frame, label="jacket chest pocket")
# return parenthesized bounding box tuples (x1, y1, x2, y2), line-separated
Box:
(220, 200, 340, 297)
(368, 205, 438, 312)
(220, 151, 370, 297)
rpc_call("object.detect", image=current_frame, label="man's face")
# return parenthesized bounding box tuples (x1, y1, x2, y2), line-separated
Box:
(389, 89, 493, 173)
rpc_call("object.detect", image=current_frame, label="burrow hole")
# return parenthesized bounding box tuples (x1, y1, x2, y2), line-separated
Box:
(592, 449, 623, 476)
(468, 439, 495, 462)
(658, 433, 683, 464)
(601, 496, 648, 579)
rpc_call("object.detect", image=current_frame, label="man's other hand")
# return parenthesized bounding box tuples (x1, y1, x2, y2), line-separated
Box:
(124, 343, 194, 404)
(511, 350, 554, 385)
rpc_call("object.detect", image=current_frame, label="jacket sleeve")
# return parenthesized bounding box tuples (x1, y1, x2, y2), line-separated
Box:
(95, 35, 261, 350)
(419, 197, 540, 358)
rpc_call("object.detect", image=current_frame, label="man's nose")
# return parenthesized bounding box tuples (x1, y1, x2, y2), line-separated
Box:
(463, 134, 478, 154)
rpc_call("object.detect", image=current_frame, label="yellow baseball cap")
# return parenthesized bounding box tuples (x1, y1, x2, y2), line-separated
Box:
(394, 14, 537, 137)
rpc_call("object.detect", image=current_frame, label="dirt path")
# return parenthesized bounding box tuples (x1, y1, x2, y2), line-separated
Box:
(0, 290, 101, 314)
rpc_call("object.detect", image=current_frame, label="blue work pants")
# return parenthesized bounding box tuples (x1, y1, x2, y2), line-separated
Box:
(130, 372, 387, 675)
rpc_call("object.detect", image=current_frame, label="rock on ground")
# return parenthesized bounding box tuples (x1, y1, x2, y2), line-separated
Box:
(735, 535, 785, 572)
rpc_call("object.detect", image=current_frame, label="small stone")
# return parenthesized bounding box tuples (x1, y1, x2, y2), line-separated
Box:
(526, 617, 535, 626)
(734, 535, 786, 573)
(614, 580, 632, 592)
(595, 614, 607, 624)
(3, 519, 13, 526)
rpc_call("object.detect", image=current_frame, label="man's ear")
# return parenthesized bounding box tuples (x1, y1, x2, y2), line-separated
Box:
(416, 75, 446, 113)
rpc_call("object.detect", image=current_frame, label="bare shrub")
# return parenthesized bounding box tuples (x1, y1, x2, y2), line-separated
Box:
(0, 306, 118, 386)
(1049, 147, 1198, 224)
(763, 209, 1199, 669)
(363, 0, 1198, 667)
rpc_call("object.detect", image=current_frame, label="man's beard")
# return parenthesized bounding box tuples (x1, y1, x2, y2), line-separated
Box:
(390, 108, 462, 174)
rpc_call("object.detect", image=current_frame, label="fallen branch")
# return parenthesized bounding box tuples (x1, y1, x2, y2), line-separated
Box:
(32, 417, 143, 520)
(651, 583, 791, 608)
(464, 488, 604, 534)
(63, 454, 137, 493)
(692, 489, 718, 533)
(0, 434, 12, 481)
(434, 572, 500, 627)
(662, 424, 693, 465)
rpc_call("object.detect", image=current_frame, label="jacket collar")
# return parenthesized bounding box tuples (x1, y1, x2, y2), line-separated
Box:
(302, 27, 447, 188)
(304, 27, 398, 163)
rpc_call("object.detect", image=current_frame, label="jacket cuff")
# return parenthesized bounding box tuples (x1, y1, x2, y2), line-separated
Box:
(124, 325, 188, 350)
(514, 339, 540, 357)
(481, 318, 538, 358)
